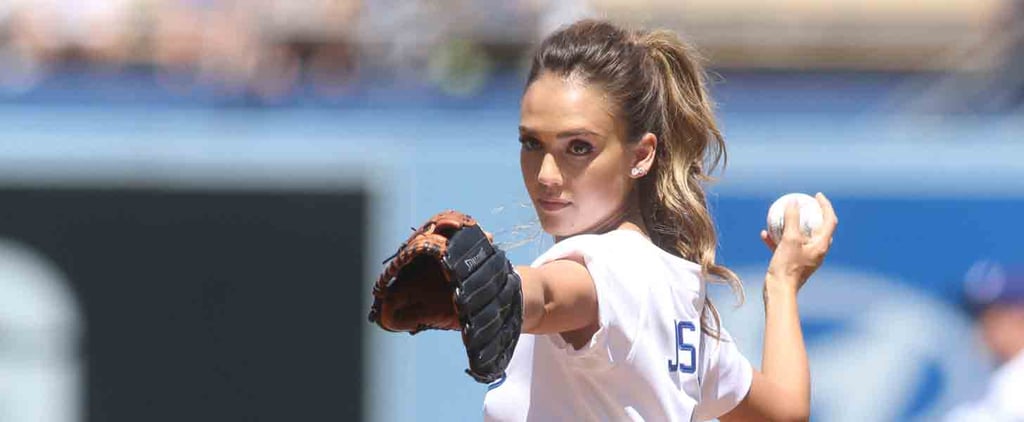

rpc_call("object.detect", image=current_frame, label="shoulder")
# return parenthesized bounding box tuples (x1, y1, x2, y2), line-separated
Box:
(531, 230, 703, 289)
(531, 230, 650, 267)
(533, 230, 701, 270)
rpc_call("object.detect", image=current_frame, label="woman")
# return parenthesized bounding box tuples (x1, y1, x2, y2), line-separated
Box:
(484, 20, 837, 421)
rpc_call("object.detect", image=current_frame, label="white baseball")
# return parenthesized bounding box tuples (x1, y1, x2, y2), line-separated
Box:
(766, 193, 823, 243)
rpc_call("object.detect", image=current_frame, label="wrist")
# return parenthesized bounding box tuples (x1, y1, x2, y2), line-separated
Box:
(762, 281, 800, 314)
(763, 275, 800, 296)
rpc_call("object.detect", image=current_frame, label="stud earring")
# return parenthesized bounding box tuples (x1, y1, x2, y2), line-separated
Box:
(630, 167, 645, 177)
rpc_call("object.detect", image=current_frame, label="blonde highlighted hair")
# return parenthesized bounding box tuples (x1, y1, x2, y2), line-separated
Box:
(526, 20, 742, 335)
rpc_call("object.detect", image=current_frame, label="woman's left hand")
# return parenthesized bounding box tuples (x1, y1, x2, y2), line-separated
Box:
(759, 192, 838, 293)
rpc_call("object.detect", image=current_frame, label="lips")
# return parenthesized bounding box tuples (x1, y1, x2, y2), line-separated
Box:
(537, 198, 571, 212)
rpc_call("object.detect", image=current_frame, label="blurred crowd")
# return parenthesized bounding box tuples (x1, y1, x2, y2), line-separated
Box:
(0, 0, 1021, 105)
(0, 0, 363, 99)
(0, 0, 592, 100)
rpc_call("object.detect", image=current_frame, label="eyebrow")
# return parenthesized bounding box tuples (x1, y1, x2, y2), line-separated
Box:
(519, 126, 602, 139)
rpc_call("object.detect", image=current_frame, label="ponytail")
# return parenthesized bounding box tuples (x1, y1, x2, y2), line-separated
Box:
(638, 31, 742, 336)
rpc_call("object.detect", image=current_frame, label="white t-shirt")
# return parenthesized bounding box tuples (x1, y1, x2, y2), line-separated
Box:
(483, 230, 753, 421)
(946, 349, 1024, 421)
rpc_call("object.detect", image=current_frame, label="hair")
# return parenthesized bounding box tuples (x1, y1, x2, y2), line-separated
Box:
(525, 19, 742, 335)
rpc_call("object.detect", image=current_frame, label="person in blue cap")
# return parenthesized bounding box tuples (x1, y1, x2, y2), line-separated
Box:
(947, 260, 1024, 421)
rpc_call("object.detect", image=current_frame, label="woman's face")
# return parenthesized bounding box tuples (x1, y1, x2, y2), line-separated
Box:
(519, 72, 639, 238)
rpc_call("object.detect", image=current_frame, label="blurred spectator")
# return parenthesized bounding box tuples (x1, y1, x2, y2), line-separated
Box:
(900, 0, 1024, 113)
(991, 0, 1024, 109)
(255, 0, 361, 99)
(947, 260, 1024, 421)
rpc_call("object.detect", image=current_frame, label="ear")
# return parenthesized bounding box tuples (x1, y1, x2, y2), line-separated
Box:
(630, 133, 658, 178)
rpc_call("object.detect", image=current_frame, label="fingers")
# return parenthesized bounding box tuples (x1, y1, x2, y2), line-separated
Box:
(781, 198, 803, 240)
(803, 192, 837, 259)
(813, 192, 839, 241)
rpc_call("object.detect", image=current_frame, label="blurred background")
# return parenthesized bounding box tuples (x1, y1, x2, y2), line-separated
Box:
(0, 0, 1022, 421)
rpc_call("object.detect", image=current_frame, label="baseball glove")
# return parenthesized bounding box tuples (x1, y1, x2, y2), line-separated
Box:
(368, 210, 523, 384)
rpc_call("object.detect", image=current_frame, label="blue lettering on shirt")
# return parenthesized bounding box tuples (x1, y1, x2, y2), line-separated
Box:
(668, 320, 696, 374)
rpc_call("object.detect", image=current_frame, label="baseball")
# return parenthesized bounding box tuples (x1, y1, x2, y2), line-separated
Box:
(766, 193, 823, 243)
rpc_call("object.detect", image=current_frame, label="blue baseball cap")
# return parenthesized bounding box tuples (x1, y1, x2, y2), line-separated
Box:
(963, 260, 1024, 311)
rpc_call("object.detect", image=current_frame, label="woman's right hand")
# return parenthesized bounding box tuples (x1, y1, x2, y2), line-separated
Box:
(759, 192, 838, 293)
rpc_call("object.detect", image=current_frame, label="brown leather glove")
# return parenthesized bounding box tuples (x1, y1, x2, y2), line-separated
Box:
(368, 210, 522, 383)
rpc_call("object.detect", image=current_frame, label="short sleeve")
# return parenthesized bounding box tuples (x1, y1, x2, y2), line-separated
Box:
(693, 325, 753, 421)
(530, 234, 651, 366)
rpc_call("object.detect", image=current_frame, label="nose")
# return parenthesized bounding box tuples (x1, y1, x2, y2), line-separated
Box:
(537, 153, 562, 188)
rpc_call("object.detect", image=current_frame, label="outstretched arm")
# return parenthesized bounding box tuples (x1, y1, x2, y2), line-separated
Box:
(516, 257, 600, 346)
(721, 193, 838, 422)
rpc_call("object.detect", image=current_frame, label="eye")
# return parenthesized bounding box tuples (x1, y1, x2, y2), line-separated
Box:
(519, 136, 542, 151)
(567, 140, 594, 156)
